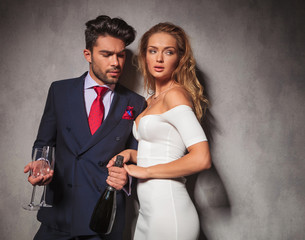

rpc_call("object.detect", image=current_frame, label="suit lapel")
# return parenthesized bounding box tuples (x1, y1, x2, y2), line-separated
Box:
(66, 74, 92, 153)
(78, 84, 128, 155)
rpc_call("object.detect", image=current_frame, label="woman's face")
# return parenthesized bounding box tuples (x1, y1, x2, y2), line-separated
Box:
(146, 32, 179, 82)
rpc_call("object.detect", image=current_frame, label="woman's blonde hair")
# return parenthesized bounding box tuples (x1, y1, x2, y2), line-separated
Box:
(138, 22, 209, 121)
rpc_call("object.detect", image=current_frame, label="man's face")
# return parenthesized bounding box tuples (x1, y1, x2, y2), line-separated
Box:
(84, 35, 126, 85)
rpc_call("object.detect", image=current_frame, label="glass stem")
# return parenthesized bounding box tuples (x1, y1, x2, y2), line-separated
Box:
(30, 186, 36, 205)
(42, 186, 47, 204)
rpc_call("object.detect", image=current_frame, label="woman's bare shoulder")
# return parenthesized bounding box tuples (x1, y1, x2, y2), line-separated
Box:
(163, 86, 193, 110)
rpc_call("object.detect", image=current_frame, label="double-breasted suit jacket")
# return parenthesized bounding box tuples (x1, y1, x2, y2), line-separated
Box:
(33, 72, 146, 238)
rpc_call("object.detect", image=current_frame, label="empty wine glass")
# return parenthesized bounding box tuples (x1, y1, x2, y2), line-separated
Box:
(22, 148, 44, 211)
(38, 146, 55, 207)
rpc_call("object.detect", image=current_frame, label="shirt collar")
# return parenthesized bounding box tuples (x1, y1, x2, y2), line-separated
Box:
(84, 72, 115, 91)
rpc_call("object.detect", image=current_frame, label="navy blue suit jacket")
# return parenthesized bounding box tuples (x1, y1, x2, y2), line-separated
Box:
(33, 72, 146, 238)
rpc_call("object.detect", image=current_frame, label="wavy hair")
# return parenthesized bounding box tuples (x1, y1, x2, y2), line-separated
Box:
(138, 22, 209, 121)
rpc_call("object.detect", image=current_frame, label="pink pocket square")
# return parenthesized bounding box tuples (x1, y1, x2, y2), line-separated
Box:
(122, 106, 134, 120)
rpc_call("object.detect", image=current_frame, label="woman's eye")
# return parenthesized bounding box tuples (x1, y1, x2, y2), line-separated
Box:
(149, 49, 157, 54)
(165, 51, 174, 55)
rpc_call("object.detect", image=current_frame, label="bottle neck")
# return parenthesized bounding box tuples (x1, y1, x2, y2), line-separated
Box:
(107, 186, 116, 191)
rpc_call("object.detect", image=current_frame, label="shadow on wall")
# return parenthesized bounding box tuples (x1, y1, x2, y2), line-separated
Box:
(186, 67, 231, 240)
(196, 66, 218, 147)
(119, 49, 142, 93)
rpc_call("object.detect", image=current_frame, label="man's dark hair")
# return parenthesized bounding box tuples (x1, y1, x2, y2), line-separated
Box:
(85, 15, 136, 51)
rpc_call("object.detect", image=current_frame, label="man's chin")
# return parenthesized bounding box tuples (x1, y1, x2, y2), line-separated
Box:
(103, 77, 119, 85)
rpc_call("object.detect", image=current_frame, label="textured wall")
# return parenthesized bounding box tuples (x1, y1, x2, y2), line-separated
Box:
(0, 0, 304, 239)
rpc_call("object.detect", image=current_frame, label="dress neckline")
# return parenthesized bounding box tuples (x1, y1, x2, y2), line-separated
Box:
(134, 105, 192, 132)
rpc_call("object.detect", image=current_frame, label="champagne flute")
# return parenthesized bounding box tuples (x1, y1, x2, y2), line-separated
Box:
(39, 146, 55, 207)
(22, 148, 44, 211)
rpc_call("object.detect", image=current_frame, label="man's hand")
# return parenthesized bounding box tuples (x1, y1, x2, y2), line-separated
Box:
(106, 159, 128, 190)
(24, 162, 54, 186)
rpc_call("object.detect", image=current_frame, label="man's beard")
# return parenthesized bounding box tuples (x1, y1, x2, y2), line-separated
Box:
(92, 63, 121, 85)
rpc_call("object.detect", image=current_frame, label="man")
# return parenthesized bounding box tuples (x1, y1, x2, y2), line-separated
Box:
(24, 15, 146, 239)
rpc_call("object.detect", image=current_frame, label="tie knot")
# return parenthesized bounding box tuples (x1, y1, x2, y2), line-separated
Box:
(94, 86, 108, 97)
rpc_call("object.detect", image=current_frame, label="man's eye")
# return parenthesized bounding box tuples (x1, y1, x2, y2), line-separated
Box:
(117, 54, 125, 58)
(102, 53, 111, 57)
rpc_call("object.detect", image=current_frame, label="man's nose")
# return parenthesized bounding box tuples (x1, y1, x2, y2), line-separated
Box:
(111, 55, 119, 66)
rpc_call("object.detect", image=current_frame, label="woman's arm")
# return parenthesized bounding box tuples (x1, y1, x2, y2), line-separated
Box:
(124, 141, 211, 179)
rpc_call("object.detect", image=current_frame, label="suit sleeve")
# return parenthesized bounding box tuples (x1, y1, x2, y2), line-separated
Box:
(33, 83, 57, 149)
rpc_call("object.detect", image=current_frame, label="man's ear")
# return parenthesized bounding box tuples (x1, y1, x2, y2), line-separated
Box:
(83, 49, 92, 63)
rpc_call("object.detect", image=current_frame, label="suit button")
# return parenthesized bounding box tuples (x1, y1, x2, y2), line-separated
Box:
(67, 184, 72, 188)
(98, 161, 105, 167)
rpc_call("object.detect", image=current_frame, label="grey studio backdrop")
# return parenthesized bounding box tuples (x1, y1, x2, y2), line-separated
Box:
(0, 0, 304, 239)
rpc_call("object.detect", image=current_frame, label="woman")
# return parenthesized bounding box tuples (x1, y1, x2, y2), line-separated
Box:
(108, 22, 211, 239)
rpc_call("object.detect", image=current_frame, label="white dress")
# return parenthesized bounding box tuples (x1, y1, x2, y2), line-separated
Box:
(132, 105, 207, 240)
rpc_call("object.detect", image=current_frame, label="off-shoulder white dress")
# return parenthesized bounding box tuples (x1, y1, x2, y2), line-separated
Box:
(132, 105, 207, 240)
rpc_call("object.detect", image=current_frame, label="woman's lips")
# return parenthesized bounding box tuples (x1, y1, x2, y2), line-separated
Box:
(154, 66, 164, 72)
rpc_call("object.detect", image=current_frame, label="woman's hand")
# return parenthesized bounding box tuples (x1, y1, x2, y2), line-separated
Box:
(105, 149, 140, 189)
(107, 150, 132, 169)
(124, 164, 149, 179)
(107, 149, 138, 169)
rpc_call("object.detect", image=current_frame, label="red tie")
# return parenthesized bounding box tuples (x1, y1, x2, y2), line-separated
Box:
(88, 86, 108, 135)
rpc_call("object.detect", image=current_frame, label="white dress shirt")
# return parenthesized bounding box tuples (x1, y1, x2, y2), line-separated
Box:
(84, 72, 115, 118)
